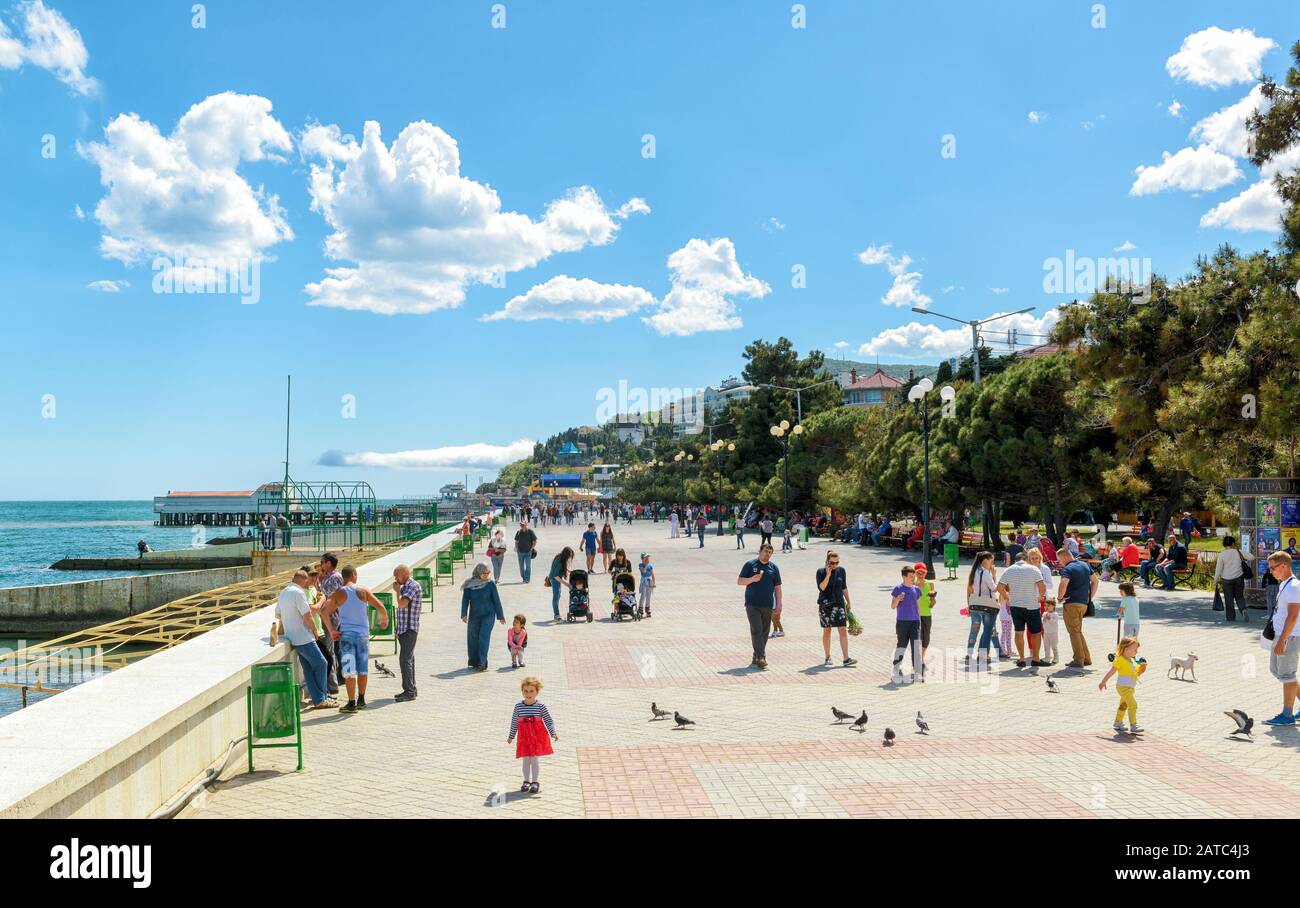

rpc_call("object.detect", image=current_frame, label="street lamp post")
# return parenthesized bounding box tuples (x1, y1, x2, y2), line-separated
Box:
(736, 379, 839, 424)
(709, 439, 736, 535)
(906, 379, 956, 577)
(911, 304, 1034, 548)
(769, 420, 803, 529)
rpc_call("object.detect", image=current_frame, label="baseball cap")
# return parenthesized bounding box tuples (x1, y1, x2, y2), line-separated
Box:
(913, 562, 927, 572)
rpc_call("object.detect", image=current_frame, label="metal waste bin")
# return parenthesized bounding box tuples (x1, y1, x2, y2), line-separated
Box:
(412, 567, 433, 600)
(944, 543, 960, 580)
(246, 661, 302, 772)
(371, 592, 397, 655)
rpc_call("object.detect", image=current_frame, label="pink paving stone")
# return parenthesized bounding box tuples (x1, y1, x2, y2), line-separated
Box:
(577, 733, 1300, 819)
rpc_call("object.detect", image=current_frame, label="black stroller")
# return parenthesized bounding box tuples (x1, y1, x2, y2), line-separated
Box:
(567, 569, 593, 623)
(610, 572, 640, 621)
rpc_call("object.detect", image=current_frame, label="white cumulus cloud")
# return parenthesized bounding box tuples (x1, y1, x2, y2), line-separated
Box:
(483, 275, 656, 323)
(1166, 26, 1275, 88)
(301, 119, 648, 315)
(642, 238, 770, 336)
(319, 438, 536, 471)
(1200, 179, 1286, 231)
(1027, 111, 1045, 124)
(857, 243, 931, 308)
(0, 1, 94, 94)
(86, 279, 128, 292)
(79, 92, 293, 267)
(1129, 145, 1241, 195)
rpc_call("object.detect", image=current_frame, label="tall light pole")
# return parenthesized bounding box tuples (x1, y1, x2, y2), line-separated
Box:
(673, 450, 694, 507)
(737, 378, 839, 424)
(911, 304, 1034, 547)
(769, 420, 804, 528)
(907, 379, 956, 577)
(709, 439, 736, 535)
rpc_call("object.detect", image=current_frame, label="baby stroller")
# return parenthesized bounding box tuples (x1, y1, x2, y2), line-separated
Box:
(611, 572, 640, 621)
(567, 569, 593, 623)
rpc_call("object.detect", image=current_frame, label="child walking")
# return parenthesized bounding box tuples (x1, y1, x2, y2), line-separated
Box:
(506, 677, 557, 794)
(781, 526, 793, 552)
(1041, 600, 1060, 664)
(891, 565, 923, 682)
(1099, 636, 1147, 734)
(1117, 581, 1140, 639)
(997, 589, 1014, 661)
(507, 614, 528, 668)
(637, 553, 655, 618)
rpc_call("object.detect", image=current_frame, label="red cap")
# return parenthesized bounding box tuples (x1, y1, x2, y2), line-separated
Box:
(913, 562, 927, 572)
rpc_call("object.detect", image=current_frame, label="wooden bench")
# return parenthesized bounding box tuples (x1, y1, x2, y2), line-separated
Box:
(1168, 552, 1200, 588)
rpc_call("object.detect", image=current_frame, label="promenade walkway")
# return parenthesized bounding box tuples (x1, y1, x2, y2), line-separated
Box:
(185, 519, 1300, 819)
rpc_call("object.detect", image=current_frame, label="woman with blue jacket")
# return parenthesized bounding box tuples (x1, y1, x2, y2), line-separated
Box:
(461, 562, 505, 671)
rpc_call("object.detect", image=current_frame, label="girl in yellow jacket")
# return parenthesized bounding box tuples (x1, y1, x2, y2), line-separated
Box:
(1099, 636, 1147, 734)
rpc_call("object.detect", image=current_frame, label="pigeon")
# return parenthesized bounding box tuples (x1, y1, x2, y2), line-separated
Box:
(1224, 709, 1254, 738)
(850, 710, 869, 733)
(915, 711, 929, 734)
(673, 711, 695, 729)
(831, 706, 854, 724)
(650, 702, 670, 721)
(883, 727, 896, 746)
(1045, 676, 1059, 693)
(374, 661, 396, 679)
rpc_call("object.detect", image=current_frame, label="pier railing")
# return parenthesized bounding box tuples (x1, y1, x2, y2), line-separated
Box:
(249, 520, 455, 552)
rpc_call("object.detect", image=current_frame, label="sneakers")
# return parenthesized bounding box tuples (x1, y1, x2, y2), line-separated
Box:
(339, 700, 358, 713)
(1112, 721, 1126, 733)
(1263, 711, 1297, 727)
(823, 656, 833, 667)
(1128, 724, 1144, 734)
(842, 657, 857, 667)
(393, 692, 416, 703)
(1015, 659, 1027, 668)
(756, 659, 768, 669)
(356, 695, 367, 710)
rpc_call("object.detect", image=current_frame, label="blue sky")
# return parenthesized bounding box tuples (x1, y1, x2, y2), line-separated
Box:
(0, 0, 1296, 499)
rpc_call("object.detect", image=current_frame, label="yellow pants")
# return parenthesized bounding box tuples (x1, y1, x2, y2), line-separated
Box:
(1114, 686, 1137, 724)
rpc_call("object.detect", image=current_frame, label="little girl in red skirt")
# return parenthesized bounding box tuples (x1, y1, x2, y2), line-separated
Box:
(506, 677, 557, 794)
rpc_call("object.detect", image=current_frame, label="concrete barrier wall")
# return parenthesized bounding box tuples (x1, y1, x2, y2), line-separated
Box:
(0, 567, 253, 636)
(0, 520, 478, 818)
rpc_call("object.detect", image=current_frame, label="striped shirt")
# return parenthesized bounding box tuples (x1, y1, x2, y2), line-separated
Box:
(999, 562, 1044, 609)
(508, 701, 556, 739)
(396, 577, 422, 634)
(320, 570, 344, 631)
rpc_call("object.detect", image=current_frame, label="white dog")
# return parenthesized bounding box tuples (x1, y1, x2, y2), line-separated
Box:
(1167, 652, 1198, 682)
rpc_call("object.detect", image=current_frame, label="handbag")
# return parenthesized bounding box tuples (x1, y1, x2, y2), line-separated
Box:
(968, 569, 999, 613)
(1240, 553, 1253, 581)
(530, 548, 537, 559)
(1085, 599, 1095, 618)
(543, 575, 551, 587)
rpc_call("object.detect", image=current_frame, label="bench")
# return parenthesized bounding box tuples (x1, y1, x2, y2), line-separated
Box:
(1168, 552, 1200, 588)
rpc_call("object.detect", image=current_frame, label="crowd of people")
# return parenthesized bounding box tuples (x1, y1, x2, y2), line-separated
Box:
(268, 497, 1300, 796)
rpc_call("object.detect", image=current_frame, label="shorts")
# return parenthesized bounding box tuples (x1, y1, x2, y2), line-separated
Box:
(920, 614, 932, 648)
(1270, 635, 1299, 683)
(1010, 606, 1043, 634)
(1122, 623, 1140, 639)
(818, 603, 847, 628)
(338, 631, 370, 679)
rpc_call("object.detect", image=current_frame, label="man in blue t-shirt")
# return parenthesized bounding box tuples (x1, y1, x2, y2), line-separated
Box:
(1056, 549, 1098, 669)
(737, 543, 782, 669)
(581, 522, 598, 573)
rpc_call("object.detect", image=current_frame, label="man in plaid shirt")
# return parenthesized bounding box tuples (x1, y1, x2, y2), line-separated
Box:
(319, 553, 345, 689)
(392, 564, 422, 702)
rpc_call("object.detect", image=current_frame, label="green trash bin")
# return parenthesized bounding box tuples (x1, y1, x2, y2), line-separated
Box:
(436, 548, 454, 583)
(492, 515, 501, 526)
(450, 538, 463, 560)
(944, 543, 960, 580)
(411, 566, 433, 600)
(371, 592, 397, 655)
(246, 661, 302, 772)
(799, 525, 809, 545)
